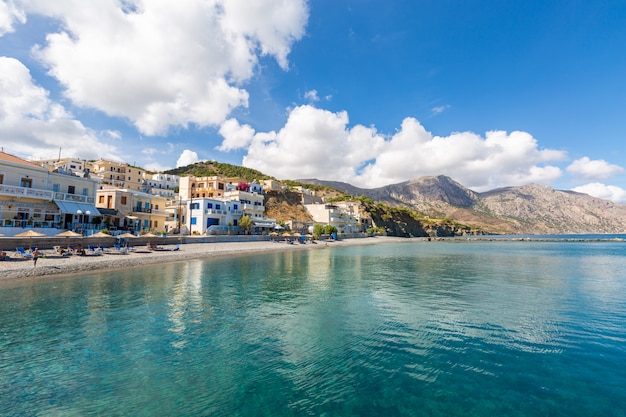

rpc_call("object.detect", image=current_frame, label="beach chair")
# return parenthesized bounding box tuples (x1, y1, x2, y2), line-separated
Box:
(16, 247, 34, 258)
(113, 244, 128, 254)
(53, 246, 71, 256)
(171, 243, 180, 251)
(88, 245, 103, 255)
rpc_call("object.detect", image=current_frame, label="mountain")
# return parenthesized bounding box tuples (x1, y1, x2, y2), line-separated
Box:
(298, 176, 626, 234)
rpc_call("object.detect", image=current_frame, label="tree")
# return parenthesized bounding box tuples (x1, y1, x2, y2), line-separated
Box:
(239, 215, 253, 234)
(324, 224, 338, 235)
(312, 224, 325, 240)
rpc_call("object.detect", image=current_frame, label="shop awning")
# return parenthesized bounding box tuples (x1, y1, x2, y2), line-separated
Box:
(125, 215, 139, 220)
(55, 201, 102, 216)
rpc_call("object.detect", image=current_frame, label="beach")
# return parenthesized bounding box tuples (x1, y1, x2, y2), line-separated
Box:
(0, 236, 405, 282)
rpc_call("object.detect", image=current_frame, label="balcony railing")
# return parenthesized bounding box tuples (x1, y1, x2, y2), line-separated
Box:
(205, 209, 227, 215)
(0, 184, 54, 200)
(53, 192, 95, 204)
(132, 207, 152, 213)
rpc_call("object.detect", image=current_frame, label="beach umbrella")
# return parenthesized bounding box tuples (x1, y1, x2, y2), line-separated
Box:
(141, 232, 158, 247)
(89, 231, 115, 248)
(15, 229, 46, 248)
(117, 232, 138, 248)
(55, 230, 82, 249)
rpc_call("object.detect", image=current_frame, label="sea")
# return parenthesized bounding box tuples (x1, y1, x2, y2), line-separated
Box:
(1, 236, 625, 416)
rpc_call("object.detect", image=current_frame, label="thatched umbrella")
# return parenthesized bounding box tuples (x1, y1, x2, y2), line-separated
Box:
(55, 230, 82, 250)
(15, 229, 46, 249)
(88, 231, 114, 248)
(117, 232, 138, 248)
(141, 232, 158, 248)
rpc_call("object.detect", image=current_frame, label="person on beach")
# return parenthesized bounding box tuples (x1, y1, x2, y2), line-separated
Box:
(33, 247, 40, 267)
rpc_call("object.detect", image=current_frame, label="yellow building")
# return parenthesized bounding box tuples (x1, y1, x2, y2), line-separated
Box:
(88, 159, 145, 192)
(96, 188, 167, 233)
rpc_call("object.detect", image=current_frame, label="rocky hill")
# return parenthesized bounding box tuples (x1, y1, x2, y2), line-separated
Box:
(298, 176, 626, 234)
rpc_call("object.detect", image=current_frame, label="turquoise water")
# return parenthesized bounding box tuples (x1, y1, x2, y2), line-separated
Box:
(1, 240, 626, 416)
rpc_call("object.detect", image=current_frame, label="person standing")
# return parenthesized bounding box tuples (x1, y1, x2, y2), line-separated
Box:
(33, 247, 40, 267)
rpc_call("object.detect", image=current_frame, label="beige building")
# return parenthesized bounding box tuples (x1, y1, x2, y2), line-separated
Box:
(89, 159, 145, 192)
(96, 189, 168, 233)
(179, 175, 248, 199)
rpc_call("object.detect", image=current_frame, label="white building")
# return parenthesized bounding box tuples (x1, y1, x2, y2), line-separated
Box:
(143, 173, 179, 198)
(0, 151, 100, 235)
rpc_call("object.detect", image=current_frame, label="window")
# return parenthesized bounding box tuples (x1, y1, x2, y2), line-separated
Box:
(82, 188, 89, 196)
(99, 195, 105, 204)
(0, 174, 4, 184)
(233, 204, 238, 210)
(121, 196, 127, 205)
(52, 183, 60, 192)
(190, 217, 197, 225)
(216, 204, 221, 210)
(190, 203, 200, 210)
(20, 178, 32, 188)
(67, 185, 75, 194)
(207, 203, 213, 209)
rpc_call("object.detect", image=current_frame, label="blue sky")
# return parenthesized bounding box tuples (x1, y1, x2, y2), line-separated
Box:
(1, 0, 626, 201)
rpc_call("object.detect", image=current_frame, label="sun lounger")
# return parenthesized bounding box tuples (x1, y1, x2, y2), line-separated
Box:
(88, 245, 104, 255)
(16, 247, 34, 258)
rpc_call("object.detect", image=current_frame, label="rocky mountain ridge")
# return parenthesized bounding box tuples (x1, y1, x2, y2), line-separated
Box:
(298, 176, 626, 234)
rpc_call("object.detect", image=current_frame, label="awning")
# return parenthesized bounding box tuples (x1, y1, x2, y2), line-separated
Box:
(125, 215, 139, 220)
(253, 222, 276, 227)
(55, 201, 102, 216)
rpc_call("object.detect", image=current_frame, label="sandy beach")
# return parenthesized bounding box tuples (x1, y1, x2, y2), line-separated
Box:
(0, 236, 406, 282)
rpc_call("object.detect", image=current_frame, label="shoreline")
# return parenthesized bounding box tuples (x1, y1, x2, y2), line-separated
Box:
(0, 236, 408, 283)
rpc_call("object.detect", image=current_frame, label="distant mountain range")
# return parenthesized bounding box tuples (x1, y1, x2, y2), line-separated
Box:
(298, 176, 626, 234)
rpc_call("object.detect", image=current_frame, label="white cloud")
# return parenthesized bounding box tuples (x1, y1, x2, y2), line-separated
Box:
(566, 157, 624, 180)
(0, 0, 25, 36)
(217, 118, 255, 151)
(432, 104, 451, 114)
(20, 0, 308, 136)
(241, 105, 567, 190)
(304, 89, 319, 102)
(572, 183, 626, 203)
(143, 161, 172, 172)
(0, 56, 120, 160)
(176, 149, 199, 167)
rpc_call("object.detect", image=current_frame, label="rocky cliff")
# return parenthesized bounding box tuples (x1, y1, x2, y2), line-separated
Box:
(298, 177, 626, 235)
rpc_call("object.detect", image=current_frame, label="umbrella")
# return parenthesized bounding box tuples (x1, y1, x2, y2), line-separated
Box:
(89, 231, 115, 249)
(117, 232, 138, 248)
(15, 229, 46, 248)
(55, 230, 82, 249)
(141, 232, 158, 247)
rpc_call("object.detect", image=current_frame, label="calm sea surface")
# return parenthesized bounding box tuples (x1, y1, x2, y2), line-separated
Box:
(1, 240, 626, 416)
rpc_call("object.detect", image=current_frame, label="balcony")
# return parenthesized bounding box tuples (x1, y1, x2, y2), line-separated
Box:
(0, 184, 54, 200)
(205, 209, 227, 215)
(54, 192, 95, 204)
(132, 207, 152, 214)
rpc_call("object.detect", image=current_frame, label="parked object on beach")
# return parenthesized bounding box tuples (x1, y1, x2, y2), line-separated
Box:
(55, 230, 83, 250)
(15, 247, 34, 259)
(14, 229, 46, 248)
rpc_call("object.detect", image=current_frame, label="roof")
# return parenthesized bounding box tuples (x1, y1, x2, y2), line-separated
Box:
(0, 151, 45, 169)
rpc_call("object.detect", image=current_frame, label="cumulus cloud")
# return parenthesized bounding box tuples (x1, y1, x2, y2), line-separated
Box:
(18, 0, 308, 136)
(572, 183, 626, 203)
(217, 118, 255, 151)
(240, 105, 567, 190)
(0, 56, 119, 160)
(566, 157, 624, 180)
(0, 0, 25, 35)
(176, 149, 199, 167)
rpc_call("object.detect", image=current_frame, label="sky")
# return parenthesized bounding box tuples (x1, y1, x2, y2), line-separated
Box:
(1, 0, 626, 202)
